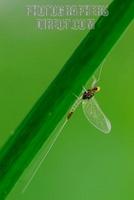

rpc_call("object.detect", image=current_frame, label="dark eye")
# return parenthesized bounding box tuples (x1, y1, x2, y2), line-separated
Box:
(94, 87, 97, 90)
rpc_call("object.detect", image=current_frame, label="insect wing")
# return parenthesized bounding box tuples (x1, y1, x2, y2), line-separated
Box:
(82, 97, 111, 134)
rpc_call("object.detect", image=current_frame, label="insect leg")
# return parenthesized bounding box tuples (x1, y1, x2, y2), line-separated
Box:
(82, 86, 87, 92)
(73, 93, 79, 99)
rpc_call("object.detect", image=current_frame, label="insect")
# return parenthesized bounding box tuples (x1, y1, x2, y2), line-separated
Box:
(22, 65, 111, 193)
(66, 83, 111, 134)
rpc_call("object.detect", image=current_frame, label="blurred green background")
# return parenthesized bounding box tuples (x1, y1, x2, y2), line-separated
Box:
(0, 0, 134, 199)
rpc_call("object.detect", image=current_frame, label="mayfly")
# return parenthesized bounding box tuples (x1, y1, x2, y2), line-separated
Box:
(22, 65, 111, 193)
(64, 63, 111, 134)
(66, 83, 111, 134)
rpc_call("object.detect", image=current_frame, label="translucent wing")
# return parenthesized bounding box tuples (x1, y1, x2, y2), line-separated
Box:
(82, 97, 111, 134)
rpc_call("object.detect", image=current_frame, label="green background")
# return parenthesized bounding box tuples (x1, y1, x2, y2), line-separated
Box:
(0, 0, 134, 199)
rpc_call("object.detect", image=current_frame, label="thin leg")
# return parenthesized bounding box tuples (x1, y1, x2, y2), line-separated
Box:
(73, 93, 79, 99)
(82, 86, 87, 92)
(91, 76, 97, 88)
